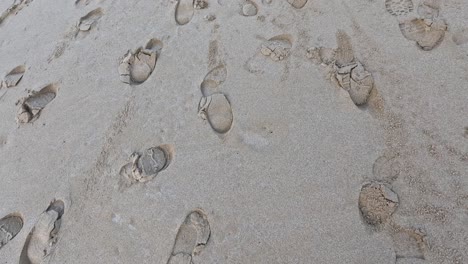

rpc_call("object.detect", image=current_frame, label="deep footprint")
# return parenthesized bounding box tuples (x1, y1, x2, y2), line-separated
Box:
(3, 65, 26, 88)
(287, 0, 308, 9)
(119, 145, 172, 190)
(167, 210, 211, 264)
(20, 200, 65, 264)
(78, 8, 103, 32)
(199, 93, 234, 135)
(175, 0, 194, 25)
(0, 215, 23, 249)
(17, 84, 58, 124)
(118, 38, 163, 85)
(358, 182, 399, 226)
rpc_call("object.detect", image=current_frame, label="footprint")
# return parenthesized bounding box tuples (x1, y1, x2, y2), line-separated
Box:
(198, 93, 234, 135)
(175, 0, 195, 25)
(20, 200, 65, 264)
(260, 34, 292, 61)
(287, 0, 308, 9)
(16, 84, 58, 124)
(0, 0, 33, 26)
(308, 31, 373, 106)
(399, 18, 447, 51)
(78, 8, 103, 32)
(358, 182, 399, 226)
(119, 145, 172, 190)
(385, 0, 414, 16)
(167, 210, 211, 264)
(200, 65, 227, 97)
(417, 0, 439, 20)
(0, 214, 23, 249)
(3, 65, 26, 88)
(118, 38, 163, 85)
(241, 0, 258, 17)
(389, 225, 426, 261)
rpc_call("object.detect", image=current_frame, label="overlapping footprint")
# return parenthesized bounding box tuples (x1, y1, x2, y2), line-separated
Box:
(20, 200, 65, 264)
(118, 38, 163, 85)
(198, 65, 234, 135)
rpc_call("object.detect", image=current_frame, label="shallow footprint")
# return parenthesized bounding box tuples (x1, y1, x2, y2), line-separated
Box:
(287, 0, 307, 9)
(199, 93, 234, 135)
(167, 210, 211, 264)
(0, 214, 23, 249)
(17, 84, 58, 124)
(118, 38, 163, 85)
(348, 62, 374, 106)
(3, 65, 26, 88)
(385, 0, 414, 16)
(260, 34, 292, 62)
(119, 145, 172, 190)
(399, 18, 447, 51)
(20, 200, 65, 264)
(241, 0, 258, 17)
(78, 8, 103, 32)
(358, 182, 399, 227)
(175, 0, 194, 25)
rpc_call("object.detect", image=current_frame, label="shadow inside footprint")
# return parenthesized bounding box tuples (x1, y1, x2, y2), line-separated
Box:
(78, 8, 103, 32)
(19, 200, 65, 264)
(200, 65, 227, 97)
(175, 0, 195, 25)
(118, 38, 163, 85)
(0, 214, 23, 250)
(167, 210, 211, 264)
(3, 65, 25, 88)
(17, 84, 58, 124)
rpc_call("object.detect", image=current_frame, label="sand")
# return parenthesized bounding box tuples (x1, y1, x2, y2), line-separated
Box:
(0, 0, 467, 263)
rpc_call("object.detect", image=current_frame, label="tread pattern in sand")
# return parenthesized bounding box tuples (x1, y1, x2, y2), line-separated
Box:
(118, 38, 163, 85)
(17, 83, 58, 124)
(20, 200, 65, 264)
(167, 210, 211, 264)
(385, 0, 414, 16)
(0, 215, 23, 249)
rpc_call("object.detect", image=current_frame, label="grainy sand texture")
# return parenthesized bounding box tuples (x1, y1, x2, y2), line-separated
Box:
(1, 0, 467, 263)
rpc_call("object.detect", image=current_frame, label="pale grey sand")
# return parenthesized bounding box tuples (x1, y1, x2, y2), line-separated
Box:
(0, 0, 467, 263)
